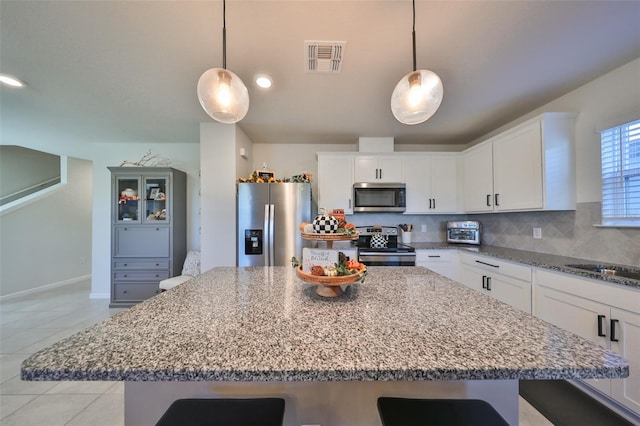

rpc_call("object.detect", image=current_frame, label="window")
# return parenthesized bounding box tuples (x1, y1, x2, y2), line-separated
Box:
(600, 119, 640, 226)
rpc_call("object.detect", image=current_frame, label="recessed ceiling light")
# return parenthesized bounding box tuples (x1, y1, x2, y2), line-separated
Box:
(0, 74, 25, 87)
(255, 75, 272, 89)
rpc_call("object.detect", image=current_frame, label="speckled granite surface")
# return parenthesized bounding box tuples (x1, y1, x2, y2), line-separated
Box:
(411, 243, 640, 289)
(22, 267, 628, 382)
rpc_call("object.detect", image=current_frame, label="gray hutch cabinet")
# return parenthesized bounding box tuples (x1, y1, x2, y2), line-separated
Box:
(108, 167, 187, 307)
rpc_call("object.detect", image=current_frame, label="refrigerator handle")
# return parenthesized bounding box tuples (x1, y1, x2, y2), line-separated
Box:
(263, 204, 270, 265)
(269, 204, 275, 266)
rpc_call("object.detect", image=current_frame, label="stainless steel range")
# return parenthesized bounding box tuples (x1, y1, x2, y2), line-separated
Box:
(355, 226, 416, 266)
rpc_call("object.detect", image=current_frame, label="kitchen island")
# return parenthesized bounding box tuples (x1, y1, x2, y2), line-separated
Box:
(22, 266, 628, 425)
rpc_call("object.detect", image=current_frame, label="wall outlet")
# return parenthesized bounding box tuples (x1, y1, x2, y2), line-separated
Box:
(533, 227, 542, 239)
(78, 256, 86, 265)
(421, 224, 427, 232)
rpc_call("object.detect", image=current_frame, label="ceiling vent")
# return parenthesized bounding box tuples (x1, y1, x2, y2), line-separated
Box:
(305, 40, 346, 73)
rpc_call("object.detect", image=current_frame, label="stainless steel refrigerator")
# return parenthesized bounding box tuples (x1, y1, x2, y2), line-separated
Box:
(237, 182, 311, 266)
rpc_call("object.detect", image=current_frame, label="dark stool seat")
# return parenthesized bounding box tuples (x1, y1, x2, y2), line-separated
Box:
(377, 397, 509, 426)
(155, 398, 285, 426)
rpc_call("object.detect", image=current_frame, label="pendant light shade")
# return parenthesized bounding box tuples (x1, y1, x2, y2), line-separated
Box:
(197, 68, 249, 124)
(391, 69, 443, 125)
(197, 0, 249, 124)
(391, 0, 443, 125)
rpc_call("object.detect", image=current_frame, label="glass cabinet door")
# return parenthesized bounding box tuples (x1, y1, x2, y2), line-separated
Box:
(116, 177, 140, 222)
(143, 176, 168, 222)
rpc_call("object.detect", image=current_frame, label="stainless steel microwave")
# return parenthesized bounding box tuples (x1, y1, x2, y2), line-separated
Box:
(353, 182, 406, 212)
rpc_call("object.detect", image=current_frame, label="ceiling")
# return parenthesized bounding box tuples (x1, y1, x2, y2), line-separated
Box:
(1, 1, 639, 147)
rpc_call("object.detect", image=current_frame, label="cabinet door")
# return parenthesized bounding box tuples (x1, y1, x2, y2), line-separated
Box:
(430, 156, 458, 213)
(463, 142, 494, 212)
(404, 156, 430, 213)
(487, 274, 531, 314)
(535, 284, 611, 395)
(353, 156, 378, 182)
(610, 307, 640, 414)
(458, 264, 485, 292)
(317, 154, 354, 214)
(378, 156, 404, 182)
(114, 226, 170, 258)
(143, 175, 170, 223)
(493, 122, 543, 211)
(114, 176, 141, 222)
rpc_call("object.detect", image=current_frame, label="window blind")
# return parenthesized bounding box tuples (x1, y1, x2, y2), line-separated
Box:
(601, 118, 640, 224)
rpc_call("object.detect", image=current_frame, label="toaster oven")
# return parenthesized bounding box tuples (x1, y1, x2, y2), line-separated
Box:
(447, 221, 481, 245)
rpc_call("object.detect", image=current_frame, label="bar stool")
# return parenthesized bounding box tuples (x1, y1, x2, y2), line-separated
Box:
(155, 398, 285, 426)
(377, 397, 509, 426)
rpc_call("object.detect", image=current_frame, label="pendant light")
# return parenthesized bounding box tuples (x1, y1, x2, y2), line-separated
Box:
(390, 0, 443, 125)
(197, 0, 249, 124)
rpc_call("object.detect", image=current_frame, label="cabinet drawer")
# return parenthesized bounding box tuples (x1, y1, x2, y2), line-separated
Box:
(114, 259, 170, 269)
(460, 253, 531, 282)
(113, 283, 162, 302)
(114, 226, 170, 257)
(114, 270, 169, 281)
(416, 250, 454, 263)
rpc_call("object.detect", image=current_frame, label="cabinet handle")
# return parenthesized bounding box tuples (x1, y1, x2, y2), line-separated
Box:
(379, 168, 382, 179)
(486, 276, 492, 291)
(123, 274, 128, 277)
(429, 198, 432, 209)
(495, 193, 500, 206)
(428, 255, 441, 258)
(123, 263, 128, 267)
(486, 194, 492, 206)
(597, 314, 606, 337)
(610, 319, 619, 342)
(482, 275, 487, 289)
(156, 228, 160, 231)
(155, 274, 159, 277)
(475, 260, 499, 268)
(123, 290, 128, 294)
(156, 263, 160, 266)
(432, 198, 436, 209)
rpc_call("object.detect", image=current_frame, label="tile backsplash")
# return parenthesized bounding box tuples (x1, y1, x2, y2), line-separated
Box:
(346, 202, 640, 266)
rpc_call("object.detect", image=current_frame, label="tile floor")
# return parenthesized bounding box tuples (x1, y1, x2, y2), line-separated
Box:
(0, 281, 553, 425)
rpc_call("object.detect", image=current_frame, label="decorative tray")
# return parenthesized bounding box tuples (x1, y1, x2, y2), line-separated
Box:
(296, 266, 365, 297)
(301, 232, 358, 241)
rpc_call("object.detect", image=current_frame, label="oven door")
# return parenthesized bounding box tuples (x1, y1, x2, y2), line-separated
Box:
(358, 251, 416, 266)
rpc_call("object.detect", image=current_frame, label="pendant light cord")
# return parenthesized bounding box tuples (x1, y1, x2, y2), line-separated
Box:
(411, 0, 416, 72)
(222, 0, 227, 69)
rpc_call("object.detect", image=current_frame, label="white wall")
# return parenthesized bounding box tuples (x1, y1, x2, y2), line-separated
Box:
(0, 157, 92, 297)
(200, 123, 239, 272)
(90, 143, 200, 299)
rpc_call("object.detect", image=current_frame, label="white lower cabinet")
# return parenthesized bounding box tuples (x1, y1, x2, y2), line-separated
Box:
(534, 269, 640, 415)
(458, 252, 532, 314)
(416, 250, 457, 281)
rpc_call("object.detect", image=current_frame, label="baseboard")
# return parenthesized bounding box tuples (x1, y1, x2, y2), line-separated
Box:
(0, 274, 91, 301)
(568, 379, 640, 425)
(89, 292, 110, 299)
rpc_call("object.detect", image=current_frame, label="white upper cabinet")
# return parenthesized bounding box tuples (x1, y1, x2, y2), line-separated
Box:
(463, 143, 494, 212)
(405, 154, 458, 214)
(463, 112, 577, 213)
(354, 155, 404, 182)
(317, 153, 354, 214)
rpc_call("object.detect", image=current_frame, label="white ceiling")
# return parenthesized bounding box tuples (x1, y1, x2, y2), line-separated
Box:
(1, 0, 639, 147)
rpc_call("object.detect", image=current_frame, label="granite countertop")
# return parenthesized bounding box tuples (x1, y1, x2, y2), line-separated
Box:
(411, 243, 640, 289)
(22, 266, 627, 382)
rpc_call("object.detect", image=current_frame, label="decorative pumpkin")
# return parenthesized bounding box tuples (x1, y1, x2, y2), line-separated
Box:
(312, 208, 339, 234)
(370, 232, 388, 248)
